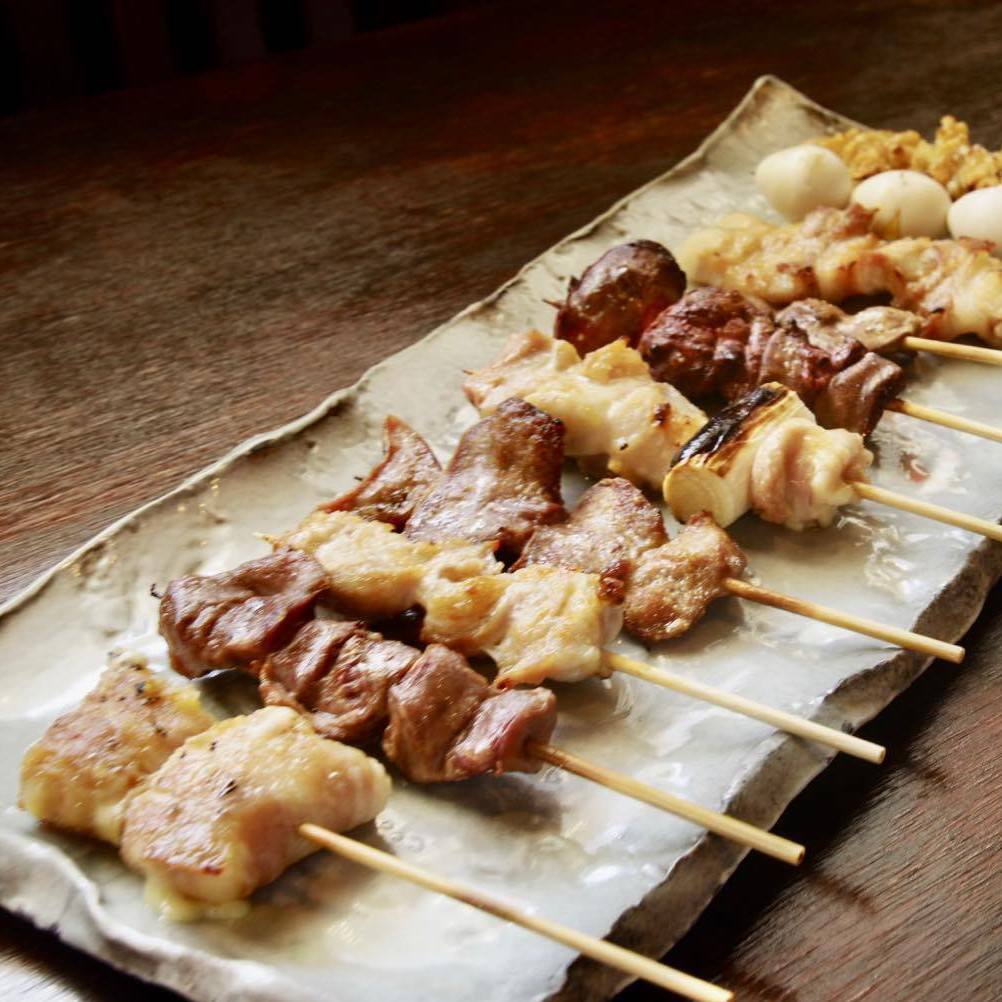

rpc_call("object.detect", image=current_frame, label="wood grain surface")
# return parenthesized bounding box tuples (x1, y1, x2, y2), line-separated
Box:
(2, 2, 1000, 999)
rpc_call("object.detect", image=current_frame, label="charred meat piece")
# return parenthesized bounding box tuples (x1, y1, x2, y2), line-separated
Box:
(258, 620, 417, 744)
(513, 478, 667, 599)
(405, 398, 567, 559)
(382, 644, 556, 782)
(19, 654, 214, 844)
(321, 416, 442, 528)
(159, 551, 329, 679)
(555, 240, 687, 354)
(120, 707, 389, 914)
(639, 287, 774, 400)
(623, 514, 747, 642)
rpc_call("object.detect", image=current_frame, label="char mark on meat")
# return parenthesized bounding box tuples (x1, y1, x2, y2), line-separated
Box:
(555, 240, 687, 354)
(257, 619, 417, 745)
(321, 416, 442, 528)
(159, 551, 329, 679)
(382, 644, 557, 782)
(514, 478, 667, 600)
(674, 385, 785, 466)
(405, 397, 567, 560)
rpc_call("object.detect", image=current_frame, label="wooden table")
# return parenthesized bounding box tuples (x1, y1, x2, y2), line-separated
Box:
(2, 1, 1000, 998)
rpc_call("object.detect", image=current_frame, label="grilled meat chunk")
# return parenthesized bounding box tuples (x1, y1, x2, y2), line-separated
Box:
(19, 655, 213, 844)
(120, 707, 390, 915)
(258, 620, 416, 744)
(159, 550, 329, 679)
(321, 416, 442, 528)
(382, 645, 556, 782)
(514, 478, 667, 599)
(555, 240, 687, 354)
(639, 287, 774, 401)
(405, 398, 567, 558)
(623, 514, 747, 642)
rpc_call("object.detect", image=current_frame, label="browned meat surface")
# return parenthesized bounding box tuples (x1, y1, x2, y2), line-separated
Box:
(159, 551, 329, 678)
(555, 240, 686, 354)
(639, 287, 774, 400)
(382, 644, 556, 782)
(321, 416, 442, 528)
(19, 655, 214, 844)
(258, 619, 417, 744)
(624, 513, 748, 643)
(513, 478, 667, 599)
(814, 353, 907, 437)
(405, 398, 567, 558)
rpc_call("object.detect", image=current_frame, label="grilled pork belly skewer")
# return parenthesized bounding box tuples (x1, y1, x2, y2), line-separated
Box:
(554, 241, 1002, 444)
(676, 204, 1002, 348)
(666, 382, 1002, 546)
(18, 663, 726, 1001)
(160, 561, 803, 861)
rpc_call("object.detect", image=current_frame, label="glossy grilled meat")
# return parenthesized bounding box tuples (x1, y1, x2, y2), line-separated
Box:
(382, 644, 556, 782)
(555, 240, 687, 354)
(159, 550, 329, 678)
(513, 477, 667, 600)
(322, 416, 442, 528)
(639, 287, 774, 400)
(639, 287, 906, 436)
(258, 619, 417, 744)
(405, 397, 567, 558)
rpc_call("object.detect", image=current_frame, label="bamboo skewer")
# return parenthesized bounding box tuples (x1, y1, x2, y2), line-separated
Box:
(902, 335, 1002, 367)
(888, 398, 1002, 445)
(529, 742, 804, 865)
(605, 652, 885, 764)
(722, 578, 964, 664)
(300, 824, 732, 1002)
(853, 481, 1002, 543)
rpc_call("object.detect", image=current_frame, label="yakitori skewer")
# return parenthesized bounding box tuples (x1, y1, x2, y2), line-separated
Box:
(466, 328, 1000, 549)
(552, 239, 1002, 447)
(18, 662, 728, 1001)
(301, 824, 732, 1002)
(160, 559, 806, 863)
(898, 336, 1002, 367)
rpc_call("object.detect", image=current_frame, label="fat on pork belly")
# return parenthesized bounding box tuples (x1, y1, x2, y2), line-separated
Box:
(677, 204, 1002, 346)
(554, 239, 687, 354)
(639, 288, 908, 437)
(517, 478, 747, 642)
(464, 330, 706, 490)
(159, 549, 329, 679)
(19, 654, 214, 844)
(665, 382, 874, 531)
(405, 398, 567, 557)
(120, 706, 390, 917)
(322, 415, 442, 528)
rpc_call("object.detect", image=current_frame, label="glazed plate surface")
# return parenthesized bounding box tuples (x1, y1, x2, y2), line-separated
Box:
(2, 77, 1000, 1002)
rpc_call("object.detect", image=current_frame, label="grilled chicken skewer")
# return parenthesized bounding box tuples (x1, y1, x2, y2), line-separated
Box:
(159, 558, 803, 860)
(18, 663, 727, 1001)
(556, 239, 1002, 443)
(466, 327, 1002, 546)
(676, 203, 1002, 348)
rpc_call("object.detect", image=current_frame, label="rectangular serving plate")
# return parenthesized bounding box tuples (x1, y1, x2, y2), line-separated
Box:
(2, 76, 1001, 1002)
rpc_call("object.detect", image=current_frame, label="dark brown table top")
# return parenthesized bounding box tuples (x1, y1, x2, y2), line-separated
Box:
(2, 1, 1001, 999)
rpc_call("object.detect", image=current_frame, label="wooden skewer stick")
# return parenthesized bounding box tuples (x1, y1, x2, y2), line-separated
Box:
(605, 652, 885, 764)
(887, 398, 1002, 445)
(853, 481, 1002, 544)
(300, 824, 732, 1002)
(529, 741, 804, 865)
(902, 335, 1002, 368)
(723, 578, 964, 664)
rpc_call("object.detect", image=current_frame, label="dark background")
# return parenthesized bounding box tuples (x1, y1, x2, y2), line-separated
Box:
(0, 0, 493, 114)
